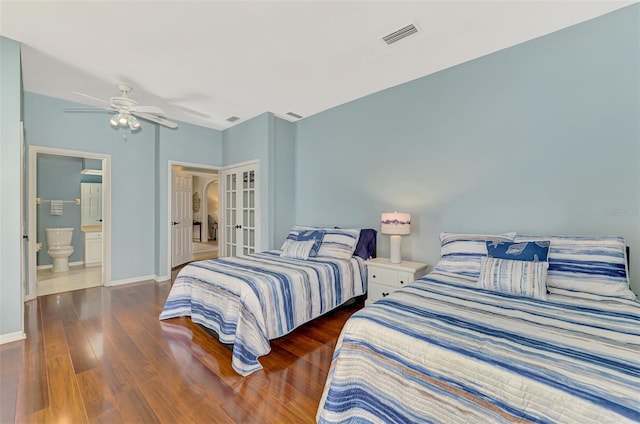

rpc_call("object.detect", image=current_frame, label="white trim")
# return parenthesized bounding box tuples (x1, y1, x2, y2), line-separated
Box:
(167, 160, 221, 279)
(36, 261, 84, 270)
(107, 274, 155, 287)
(0, 331, 26, 345)
(154, 274, 170, 282)
(27, 145, 112, 301)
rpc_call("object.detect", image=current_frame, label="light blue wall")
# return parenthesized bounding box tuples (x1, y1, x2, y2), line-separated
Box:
(0, 36, 23, 338)
(294, 5, 640, 293)
(272, 117, 296, 246)
(23, 92, 222, 282)
(222, 113, 272, 249)
(36, 154, 83, 265)
(156, 123, 223, 276)
(221, 112, 296, 249)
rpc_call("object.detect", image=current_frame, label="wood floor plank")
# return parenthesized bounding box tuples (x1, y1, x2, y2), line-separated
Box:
(0, 342, 22, 423)
(3, 279, 363, 422)
(46, 354, 88, 423)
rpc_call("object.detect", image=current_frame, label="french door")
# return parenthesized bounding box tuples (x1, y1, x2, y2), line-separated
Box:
(220, 162, 259, 257)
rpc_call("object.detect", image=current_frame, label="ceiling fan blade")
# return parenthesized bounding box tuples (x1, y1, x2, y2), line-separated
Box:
(134, 112, 178, 129)
(134, 105, 166, 115)
(73, 92, 111, 105)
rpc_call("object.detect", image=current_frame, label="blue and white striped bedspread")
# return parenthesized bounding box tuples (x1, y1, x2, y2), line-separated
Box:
(159, 251, 366, 376)
(317, 271, 640, 423)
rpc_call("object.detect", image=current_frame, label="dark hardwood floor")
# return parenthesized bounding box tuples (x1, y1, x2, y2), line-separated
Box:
(0, 278, 363, 423)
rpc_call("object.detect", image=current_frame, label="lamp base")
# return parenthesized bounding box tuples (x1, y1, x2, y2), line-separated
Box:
(389, 235, 402, 264)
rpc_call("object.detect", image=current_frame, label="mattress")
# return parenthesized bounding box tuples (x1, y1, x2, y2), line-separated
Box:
(317, 271, 640, 423)
(160, 251, 366, 375)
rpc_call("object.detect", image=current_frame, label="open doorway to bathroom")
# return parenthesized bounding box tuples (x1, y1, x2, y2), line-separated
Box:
(28, 147, 111, 298)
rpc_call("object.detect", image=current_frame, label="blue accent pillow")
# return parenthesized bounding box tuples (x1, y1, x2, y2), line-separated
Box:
(486, 240, 550, 262)
(353, 228, 377, 259)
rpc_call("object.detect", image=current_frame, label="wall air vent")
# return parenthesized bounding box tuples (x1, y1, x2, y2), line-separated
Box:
(286, 112, 303, 119)
(381, 23, 419, 45)
(226, 116, 240, 122)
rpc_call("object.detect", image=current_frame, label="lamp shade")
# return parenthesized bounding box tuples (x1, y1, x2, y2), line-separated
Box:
(381, 212, 411, 235)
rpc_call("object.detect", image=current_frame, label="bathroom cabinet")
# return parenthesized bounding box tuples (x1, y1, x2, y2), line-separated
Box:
(84, 232, 102, 267)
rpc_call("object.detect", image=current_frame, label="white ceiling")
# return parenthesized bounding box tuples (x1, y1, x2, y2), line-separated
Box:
(0, 1, 634, 130)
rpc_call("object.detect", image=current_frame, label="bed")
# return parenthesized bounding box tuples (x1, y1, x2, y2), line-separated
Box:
(317, 233, 640, 423)
(160, 227, 376, 376)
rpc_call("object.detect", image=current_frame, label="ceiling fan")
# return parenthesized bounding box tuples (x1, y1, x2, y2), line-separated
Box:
(65, 83, 178, 129)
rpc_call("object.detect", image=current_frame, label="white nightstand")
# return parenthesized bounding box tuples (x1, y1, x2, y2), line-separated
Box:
(365, 257, 429, 306)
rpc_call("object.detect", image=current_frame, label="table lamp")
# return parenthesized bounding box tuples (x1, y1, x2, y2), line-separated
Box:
(381, 212, 411, 264)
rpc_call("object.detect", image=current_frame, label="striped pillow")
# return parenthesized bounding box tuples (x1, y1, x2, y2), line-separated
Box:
(280, 239, 316, 260)
(434, 232, 517, 278)
(478, 257, 549, 300)
(317, 228, 361, 259)
(514, 235, 635, 300)
(281, 228, 325, 257)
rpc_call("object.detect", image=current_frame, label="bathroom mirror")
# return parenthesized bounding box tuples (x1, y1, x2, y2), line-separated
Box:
(81, 182, 102, 226)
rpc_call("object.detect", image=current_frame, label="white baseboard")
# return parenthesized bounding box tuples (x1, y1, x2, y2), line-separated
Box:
(0, 331, 26, 345)
(37, 260, 84, 270)
(107, 274, 156, 287)
(154, 274, 170, 282)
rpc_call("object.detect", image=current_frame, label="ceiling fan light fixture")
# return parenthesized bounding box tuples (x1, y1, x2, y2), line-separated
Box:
(118, 113, 129, 126)
(129, 116, 141, 130)
(109, 114, 119, 127)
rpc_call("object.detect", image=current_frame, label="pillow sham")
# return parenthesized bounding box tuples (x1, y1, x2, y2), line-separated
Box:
(353, 228, 377, 259)
(434, 232, 517, 278)
(514, 235, 635, 300)
(478, 257, 549, 300)
(486, 240, 550, 262)
(281, 228, 325, 257)
(316, 228, 361, 259)
(280, 239, 316, 260)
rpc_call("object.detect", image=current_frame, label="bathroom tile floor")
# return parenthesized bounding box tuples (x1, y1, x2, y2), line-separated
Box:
(37, 265, 102, 296)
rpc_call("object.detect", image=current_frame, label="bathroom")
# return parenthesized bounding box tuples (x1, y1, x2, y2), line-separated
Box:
(36, 153, 103, 295)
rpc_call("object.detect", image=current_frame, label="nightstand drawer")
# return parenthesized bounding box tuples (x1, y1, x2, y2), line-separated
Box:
(368, 283, 395, 303)
(365, 258, 429, 306)
(368, 267, 413, 289)
(368, 267, 396, 285)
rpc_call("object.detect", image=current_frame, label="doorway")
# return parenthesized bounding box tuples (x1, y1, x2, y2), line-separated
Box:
(27, 146, 111, 300)
(168, 162, 219, 273)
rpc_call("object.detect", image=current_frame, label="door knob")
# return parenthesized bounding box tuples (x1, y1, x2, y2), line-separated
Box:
(172, 221, 179, 226)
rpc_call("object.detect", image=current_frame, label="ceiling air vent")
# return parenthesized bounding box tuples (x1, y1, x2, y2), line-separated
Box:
(286, 112, 303, 119)
(381, 23, 419, 45)
(226, 116, 240, 122)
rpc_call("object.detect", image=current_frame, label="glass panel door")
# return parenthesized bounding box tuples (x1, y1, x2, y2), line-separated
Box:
(242, 170, 256, 254)
(220, 162, 259, 257)
(224, 172, 237, 257)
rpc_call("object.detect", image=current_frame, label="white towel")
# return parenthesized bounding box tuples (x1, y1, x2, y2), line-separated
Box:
(50, 200, 63, 216)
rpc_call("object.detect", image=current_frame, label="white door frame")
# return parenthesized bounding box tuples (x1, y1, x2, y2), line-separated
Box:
(166, 160, 220, 278)
(27, 145, 112, 300)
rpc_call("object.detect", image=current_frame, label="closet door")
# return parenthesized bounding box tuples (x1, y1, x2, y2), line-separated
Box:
(221, 162, 259, 257)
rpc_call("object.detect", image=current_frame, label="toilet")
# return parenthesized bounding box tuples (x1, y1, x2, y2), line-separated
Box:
(45, 227, 74, 272)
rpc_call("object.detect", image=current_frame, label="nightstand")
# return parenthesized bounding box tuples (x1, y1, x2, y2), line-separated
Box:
(365, 257, 428, 306)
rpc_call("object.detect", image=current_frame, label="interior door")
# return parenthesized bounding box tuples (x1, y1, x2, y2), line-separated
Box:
(171, 168, 193, 267)
(81, 182, 102, 225)
(221, 163, 258, 257)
